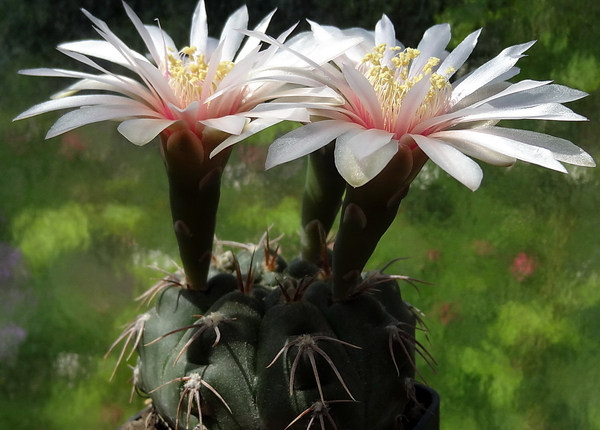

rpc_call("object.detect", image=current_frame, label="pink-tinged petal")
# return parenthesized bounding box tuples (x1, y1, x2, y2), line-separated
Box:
(132, 58, 178, 106)
(411, 24, 451, 77)
(199, 115, 248, 135)
(266, 120, 361, 169)
(219, 5, 249, 62)
(335, 131, 398, 187)
(167, 101, 199, 125)
(14, 94, 138, 120)
(237, 9, 276, 60)
(145, 25, 177, 66)
(452, 41, 536, 104)
(432, 129, 568, 173)
(46, 104, 162, 139)
(122, 1, 161, 65)
(410, 134, 483, 191)
(200, 42, 225, 106)
(345, 128, 396, 160)
(469, 127, 595, 167)
(190, 0, 208, 54)
(438, 28, 481, 78)
(210, 118, 281, 157)
(117, 118, 176, 145)
(341, 64, 383, 128)
(394, 75, 434, 135)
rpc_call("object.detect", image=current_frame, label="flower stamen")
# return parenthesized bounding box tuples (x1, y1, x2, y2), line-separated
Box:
(166, 46, 234, 107)
(359, 44, 452, 133)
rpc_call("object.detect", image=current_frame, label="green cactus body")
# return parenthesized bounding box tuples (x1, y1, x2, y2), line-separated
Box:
(135, 248, 419, 430)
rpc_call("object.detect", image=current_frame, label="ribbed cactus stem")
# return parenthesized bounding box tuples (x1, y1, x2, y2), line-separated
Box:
(301, 143, 346, 264)
(160, 128, 231, 290)
(332, 143, 428, 300)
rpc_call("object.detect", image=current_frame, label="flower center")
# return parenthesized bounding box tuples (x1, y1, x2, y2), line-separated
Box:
(166, 46, 234, 107)
(360, 44, 452, 131)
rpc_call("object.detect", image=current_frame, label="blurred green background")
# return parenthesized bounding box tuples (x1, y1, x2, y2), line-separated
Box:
(1, 0, 599, 428)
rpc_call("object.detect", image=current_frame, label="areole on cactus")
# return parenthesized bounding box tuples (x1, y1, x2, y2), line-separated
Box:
(14, 0, 594, 429)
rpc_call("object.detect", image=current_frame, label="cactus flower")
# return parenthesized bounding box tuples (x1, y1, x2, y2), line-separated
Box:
(13, 1, 343, 150)
(263, 17, 595, 190)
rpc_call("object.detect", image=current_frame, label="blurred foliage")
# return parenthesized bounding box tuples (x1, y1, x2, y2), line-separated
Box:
(1, 0, 599, 429)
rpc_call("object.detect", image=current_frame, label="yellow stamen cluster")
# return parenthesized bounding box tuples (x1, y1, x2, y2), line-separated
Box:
(360, 44, 451, 130)
(166, 46, 234, 107)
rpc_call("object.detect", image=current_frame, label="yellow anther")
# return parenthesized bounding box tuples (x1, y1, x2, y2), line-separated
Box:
(166, 46, 234, 107)
(357, 44, 451, 131)
(181, 46, 197, 56)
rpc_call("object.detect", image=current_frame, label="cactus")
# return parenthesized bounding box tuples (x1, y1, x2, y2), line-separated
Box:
(127, 245, 429, 430)
(106, 130, 435, 430)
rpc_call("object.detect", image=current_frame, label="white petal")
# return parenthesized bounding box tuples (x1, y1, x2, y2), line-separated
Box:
(265, 120, 361, 169)
(410, 134, 483, 191)
(411, 24, 451, 77)
(57, 47, 120, 77)
(375, 14, 396, 66)
(335, 131, 399, 187)
(452, 41, 536, 104)
(242, 106, 311, 122)
(122, 2, 161, 65)
(190, 0, 208, 54)
(237, 9, 276, 60)
(455, 103, 587, 123)
(219, 5, 248, 62)
(200, 115, 248, 135)
(375, 14, 396, 48)
(145, 25, 177, 66)
(432, 129, 568, 173)
(484, 83, 588, 110)
(14, 94, 137, 120)
(47, 104, 161, 138)
(466, 79, 550, 109)
(471, 127, 595, 167)
(432, 135, 516, 166)
(438, 28, 481, 78)
(345, 128, 396, 160)
(81, 9, 152, 73)
(20, 68, 157, 107)
(117, 118, 176, 145)
(242, 28, 363, 72)
(58, 40, 144, 70)
(210, 118, 281, 157)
